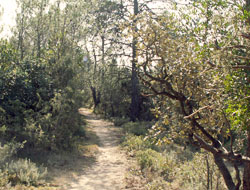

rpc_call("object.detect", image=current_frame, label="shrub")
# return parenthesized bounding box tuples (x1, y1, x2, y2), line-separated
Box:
(122, 121, 152, 136)
(5, 159, 47, 186)
(136, 149, 176, 181)
(122, 135, 154, 153)
(163, 144, 195, 163)
(0, 142, 25, 187)
(175, 152, 227, 190)
(0, 40, 86, 151)
(0, 142, 23, 165)
(113, 117, 130, 127)
(0, 170, 9, 187)
(146, 179, 168, 190)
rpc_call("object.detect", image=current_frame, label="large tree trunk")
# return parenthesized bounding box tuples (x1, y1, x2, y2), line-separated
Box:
(243, 131, 250, 190)
(130, 0, 140, 121)
(213, 154, 238, 190)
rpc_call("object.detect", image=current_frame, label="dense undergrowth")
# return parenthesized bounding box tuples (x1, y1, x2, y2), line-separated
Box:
(1, 0, 250, 189)
(0, 37, 87, 189)
(119, 119, 238, 190)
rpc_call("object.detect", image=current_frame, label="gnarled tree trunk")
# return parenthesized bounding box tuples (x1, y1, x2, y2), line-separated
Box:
(243, 131, 250, 190)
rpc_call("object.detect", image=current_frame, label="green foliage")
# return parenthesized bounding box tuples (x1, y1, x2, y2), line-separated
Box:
(48, 87, 85, 149)
(0, 37, 86, 151)
(1, 0, 249, 188)
(0, 142, 24, 165)
(0, 142, 47, 187)
(0, 40, 17, 70)
(91, 65, 132, 118)
(113, 117, 130, 127)
(122, 135, 154, 153)
(123, 132, 229, 189)
(224, 70, 250, 132)
(145, 179, 167, 190)
(0, 143, 20, 187)
(5, 159, 47, 186)
(175, 152, 227, 190)
(122, 121, 152, 136)
(136, 149, 176, 181)
(0, 170, 9, 187)
(127, 1, 250, 188)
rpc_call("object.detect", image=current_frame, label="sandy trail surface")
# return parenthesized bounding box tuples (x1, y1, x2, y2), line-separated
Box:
(60, 108, 128, 190)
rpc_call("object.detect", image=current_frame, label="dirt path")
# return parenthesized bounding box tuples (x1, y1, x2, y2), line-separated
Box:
(60, 108, 128, 190)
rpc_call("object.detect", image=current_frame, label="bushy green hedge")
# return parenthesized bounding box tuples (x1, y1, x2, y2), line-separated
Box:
(0, 40, 86, 151)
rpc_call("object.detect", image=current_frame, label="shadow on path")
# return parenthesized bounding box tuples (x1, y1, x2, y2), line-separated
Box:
(55, 108, 128, 190)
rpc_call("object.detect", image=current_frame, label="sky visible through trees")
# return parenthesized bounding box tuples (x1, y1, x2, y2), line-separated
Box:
(0, 0, 250, 189)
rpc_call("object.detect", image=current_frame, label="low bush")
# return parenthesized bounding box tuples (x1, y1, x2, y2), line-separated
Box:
(5, 158, 47, 186)
(0, 142, 47, 188)
(146, 179, 168, 190)
(122, 121, 153, 136)
(119, 118, 227, 189)
(136, 149, 176, 181)
(175, 152, 227, 190)
(0, 170, 9, 187)
(0, 142, 24, 165)
(122, 135, 154, 153)
(113, 117, 130, 127)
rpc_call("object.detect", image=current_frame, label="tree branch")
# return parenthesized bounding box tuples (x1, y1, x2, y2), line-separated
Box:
(232, 65, 250, 70)
(194, 134, 250, 164)
(184, 106, 213, 119)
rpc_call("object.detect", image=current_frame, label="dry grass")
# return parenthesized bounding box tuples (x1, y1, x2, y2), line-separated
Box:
(46, 125, 100, 188)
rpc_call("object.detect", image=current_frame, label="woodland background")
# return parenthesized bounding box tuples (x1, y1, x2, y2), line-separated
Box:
(0, 0, 250, 189)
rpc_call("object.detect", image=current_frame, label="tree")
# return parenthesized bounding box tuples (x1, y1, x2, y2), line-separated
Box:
(229, 1, 250, 187)
(134, 0, 250, 189)
(2, 0, 90, 150)
(119, 0, 158, 121)
(79, 0, 125, 111)
(130, 0, 140, 121)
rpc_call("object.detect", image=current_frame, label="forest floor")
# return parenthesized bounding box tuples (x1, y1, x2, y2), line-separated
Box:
(49, 108, 142, 190)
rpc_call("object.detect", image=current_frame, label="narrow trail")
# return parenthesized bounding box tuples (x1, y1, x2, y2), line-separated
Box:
(62, 108, 128, 190)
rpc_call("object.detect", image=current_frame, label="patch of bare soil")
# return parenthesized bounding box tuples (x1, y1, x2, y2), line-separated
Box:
(52, 108, 130, 190)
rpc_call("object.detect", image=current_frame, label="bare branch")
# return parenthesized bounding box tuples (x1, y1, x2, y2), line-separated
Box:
(194, 134, 250, 164)
(184, 106, 213, 119)
(232, 65, 250, 70)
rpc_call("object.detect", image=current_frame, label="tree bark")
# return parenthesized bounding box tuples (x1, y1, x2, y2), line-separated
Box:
(90, 86, 101, 110)
(206, 154, 210, 190)
(130, 0, 140, 121)
(213, 154, 237, 190)
(243, 131, 250, 190)
(18, 16, 24, 60)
